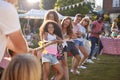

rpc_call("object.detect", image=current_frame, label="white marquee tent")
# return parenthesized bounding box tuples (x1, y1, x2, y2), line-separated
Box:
(19, 9, 64, 19)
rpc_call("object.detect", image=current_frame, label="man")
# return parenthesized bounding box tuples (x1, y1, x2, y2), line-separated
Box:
(87, 15, 104, 63)
(0, 0, 30, 78)
(0, 0, 29, 67)
(71, 14, 89, 72)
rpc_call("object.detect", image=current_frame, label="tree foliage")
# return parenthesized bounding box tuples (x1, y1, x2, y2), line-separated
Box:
(55, 0, 93, 16)
(39, 0, 94, 16)
(40, 0, 56, 10)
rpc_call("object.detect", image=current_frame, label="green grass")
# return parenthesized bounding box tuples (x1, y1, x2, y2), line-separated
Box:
(67, 54, 120, 80)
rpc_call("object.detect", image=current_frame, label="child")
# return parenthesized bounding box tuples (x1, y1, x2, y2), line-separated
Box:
(111, 21, 119, 38)
(1, 54, 41, 80)
(39, 20, 64, 80)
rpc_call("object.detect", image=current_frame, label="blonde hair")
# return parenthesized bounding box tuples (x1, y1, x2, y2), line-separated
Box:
(111, 21, 118, 28)
(2, 54, 41, 80)
(80, 17, 90, 28)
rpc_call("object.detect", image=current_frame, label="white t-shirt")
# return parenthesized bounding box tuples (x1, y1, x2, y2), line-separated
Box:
(79, 24, 87, 44)
(0, 1, 21, 61)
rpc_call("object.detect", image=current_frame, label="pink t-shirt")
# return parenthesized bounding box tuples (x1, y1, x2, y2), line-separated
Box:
(73, 24, 80, 33)
(43, 33, 57, 56)
(45, 44, 57, 55)
(90, 21, 103, 38)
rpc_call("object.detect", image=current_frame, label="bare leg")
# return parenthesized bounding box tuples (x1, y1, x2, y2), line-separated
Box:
(61, 52, 69, 80)
(73, 55, 81, 74)
(53, 63, 64, 80)
(43, 62, 50, 80)
(51, 66, 57, 80)
(51, 52, 69, 80)
(79, 46, 89, 66)
(71, 45, 81, 69)
(71, 56, 75, 70)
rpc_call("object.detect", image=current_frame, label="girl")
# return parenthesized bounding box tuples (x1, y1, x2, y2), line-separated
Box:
(111, 21, 119, 38)
(43, 10, 69, 80)
(41, 10, 62, 40)
(39, 20, 63, 80)
(2, 54, 41, 80)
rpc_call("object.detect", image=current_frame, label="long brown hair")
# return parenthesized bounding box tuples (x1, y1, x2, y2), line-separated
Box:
(61, 17, 73, 38)
(40, 20, 62, 40)
(44, 10, 60, 23)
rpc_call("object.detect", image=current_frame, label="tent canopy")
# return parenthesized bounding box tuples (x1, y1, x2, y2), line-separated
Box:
(19, 9, 64, 19)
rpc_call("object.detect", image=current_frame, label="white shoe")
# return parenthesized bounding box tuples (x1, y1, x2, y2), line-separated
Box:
(92, 57, 97, 60)
(78, 65, 87, 69)
(51, 76, 55, 80)
(70, 69, 80, 74)
(70, 69, 74, 72)
(86, 59, 94, 63)
(92, 57, 100, 60)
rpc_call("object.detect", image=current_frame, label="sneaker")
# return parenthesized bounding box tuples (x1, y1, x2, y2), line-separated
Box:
(92, 57, 100, 60)
(70, 69, 80, 74)
(51, 76, 55, 80)
(86, 59, 94, 64)
(92, 56, 97, 60)
(70, 69, 74, 72)
(78, 65, 87, 69)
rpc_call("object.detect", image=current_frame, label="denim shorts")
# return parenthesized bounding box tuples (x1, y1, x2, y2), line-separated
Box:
(73, 40, 84, 46)
(42, 54, 59, 65)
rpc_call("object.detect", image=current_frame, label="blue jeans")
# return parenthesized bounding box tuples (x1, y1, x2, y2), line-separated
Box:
(88, 37, 103, 59)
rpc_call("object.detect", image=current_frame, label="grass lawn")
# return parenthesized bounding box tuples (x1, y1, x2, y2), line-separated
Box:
(68, 54, 120, 80)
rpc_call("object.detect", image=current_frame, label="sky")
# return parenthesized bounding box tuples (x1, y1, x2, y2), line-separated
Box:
(95, 0, 103, 7)
(27, 0, 39, 3)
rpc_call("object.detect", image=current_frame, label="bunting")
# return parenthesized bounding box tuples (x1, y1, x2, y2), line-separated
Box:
(56, 1, 89, 11)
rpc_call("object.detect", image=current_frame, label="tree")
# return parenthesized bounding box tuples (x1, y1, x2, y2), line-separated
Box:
(117, 15, 120, 30)
(40, 0, 57, 10)
(55, 0, 93, 16)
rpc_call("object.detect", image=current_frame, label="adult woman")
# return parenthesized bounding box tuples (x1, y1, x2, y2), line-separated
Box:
(77, 17, 90, 67)
(61, 17, 81, 74)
